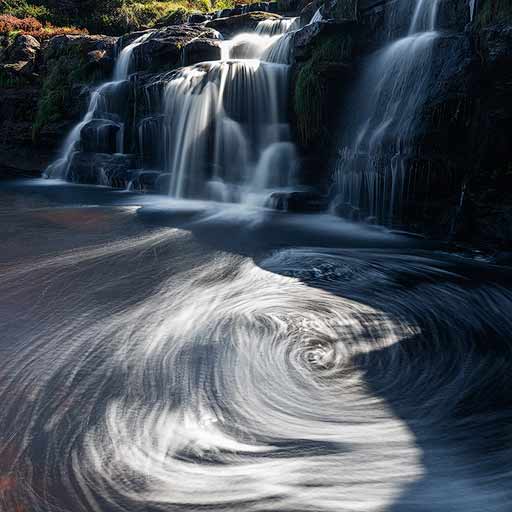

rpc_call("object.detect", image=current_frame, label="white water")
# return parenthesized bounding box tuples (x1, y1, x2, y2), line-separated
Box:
(143, 17, 300, 202)
(333, 0, 440, 223)
(1, 186, 512, 511)
(44, 32, 154, 179)
(47, 18, 300, 204)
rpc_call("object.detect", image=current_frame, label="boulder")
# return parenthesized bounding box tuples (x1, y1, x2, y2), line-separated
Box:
(42, 34, 117, 64)
(300, 1, 323, 25)
(129, 25, 221, 74)
(206, 12, 282, 38)
(6, 35, 40, 64)
(182, 38, 222, 65)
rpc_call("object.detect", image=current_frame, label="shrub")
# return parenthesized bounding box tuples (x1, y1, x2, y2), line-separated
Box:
(0, 0, 51, 21)
(0, 14, 43, 33)
(0, 14, 87, 39)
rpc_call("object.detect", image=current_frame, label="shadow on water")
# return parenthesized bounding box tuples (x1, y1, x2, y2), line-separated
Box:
(258, 247, 512, 510)
(1, 180, 512, 511)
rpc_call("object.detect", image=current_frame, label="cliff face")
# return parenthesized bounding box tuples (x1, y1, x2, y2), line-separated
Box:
(290, 0, 512, 247)
(0, 33, 117, 177)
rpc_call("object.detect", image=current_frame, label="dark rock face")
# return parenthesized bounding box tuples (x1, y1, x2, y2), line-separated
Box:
(266, 190, 329, 212)
(81, 120, 122, 154)
(290, 0, 512, 247)
(0, 33, 118, 177)
(42, 34, 117, 63)
(128, 25, 221, 74)
(67, 152, 137, 185)
(188, 13, 211, 24)
(182, 38, 222, 66)
(206, 12, 282, 38)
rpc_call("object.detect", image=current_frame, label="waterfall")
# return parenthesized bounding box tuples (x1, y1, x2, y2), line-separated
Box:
(310, 8, 323, 23)
(136, 17, 299, 202)
(469, 0, 476, 21)
(333, 0, 440, 224)
(255, 17, 299, 36)
(159, 60, 293, 200)
(47, 17, 300, 205)
(44, 32, 153, 179)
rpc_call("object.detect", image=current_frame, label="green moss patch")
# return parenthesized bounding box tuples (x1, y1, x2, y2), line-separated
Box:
(32, 46, 104, 138)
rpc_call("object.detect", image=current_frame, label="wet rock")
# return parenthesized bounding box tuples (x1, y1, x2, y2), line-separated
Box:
(129, 25, 221, 74)
(266, 190, 329, 212)
(206, 12, 282, 38)
(436, 0, 470, 32)
(292, 20, 357, 62)
(189, 13, 211, 24)
(268, 2, 279, 13)
(182, 38, 222, 66)
(67, 152, 137, 185)
(300, 1, 322, 25)
(80, 120, 122, 154)
(129, 170, 162, 192)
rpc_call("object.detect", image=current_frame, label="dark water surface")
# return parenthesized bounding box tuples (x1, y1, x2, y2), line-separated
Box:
(1, 180, 511, 512)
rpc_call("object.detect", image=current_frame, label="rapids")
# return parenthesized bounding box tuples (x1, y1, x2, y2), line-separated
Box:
(0, 180, 511, 512)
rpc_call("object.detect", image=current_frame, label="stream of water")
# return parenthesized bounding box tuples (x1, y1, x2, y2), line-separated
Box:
(2, 1, 512, 510)
(0, 180, 511, 512)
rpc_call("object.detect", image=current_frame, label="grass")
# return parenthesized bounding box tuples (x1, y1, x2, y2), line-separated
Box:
(1, 1, 261, 36)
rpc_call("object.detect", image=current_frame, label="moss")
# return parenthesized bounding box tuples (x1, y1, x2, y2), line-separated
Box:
(32, 45, 103, 138)
(293, 33, 353, 148)
(474, 0, 512, 26)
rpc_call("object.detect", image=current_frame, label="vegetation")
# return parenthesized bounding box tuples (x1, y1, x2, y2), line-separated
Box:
(33, 44, 105, 137)
(0, 14, 88, 39)
(0, 0, 246, 35)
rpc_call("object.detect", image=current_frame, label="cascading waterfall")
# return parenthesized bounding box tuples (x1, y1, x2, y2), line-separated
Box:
(46, 17, 300, 204)
(333, 0, 440, 224)
(44, 32, 154, 179)
(153, 17, 299, 202)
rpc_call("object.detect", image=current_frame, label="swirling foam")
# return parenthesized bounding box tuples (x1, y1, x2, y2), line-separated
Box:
(1, 231, 511, 511)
